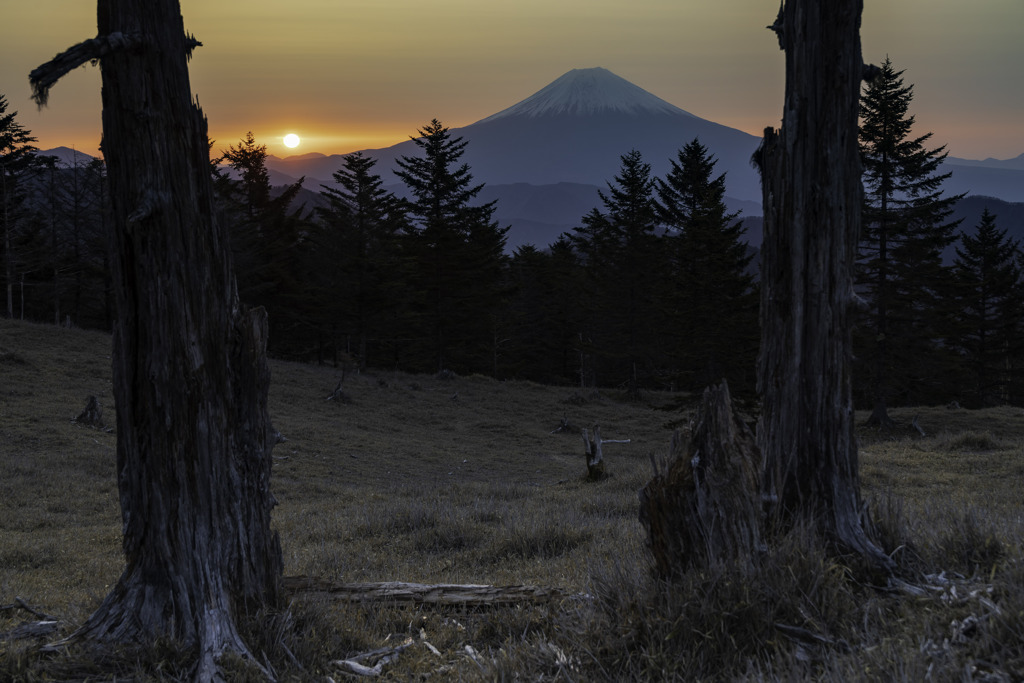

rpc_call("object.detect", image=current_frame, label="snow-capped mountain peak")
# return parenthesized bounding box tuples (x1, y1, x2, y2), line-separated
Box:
(473, 67, 696, 123)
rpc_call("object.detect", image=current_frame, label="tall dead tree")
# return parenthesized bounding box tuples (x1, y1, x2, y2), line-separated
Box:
(758, 0, 891, 569)
(31, 0, 282, 678)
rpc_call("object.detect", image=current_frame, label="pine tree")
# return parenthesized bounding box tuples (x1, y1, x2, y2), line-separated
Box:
(314, 151, 407, 367)
(951, 209, 1024, 406)
(503, 239, 587, 383)
(220, 132, 311, 355)
(395, 119, 508, 373)
(655, 138, 757, 395)
(857, 58, 962, 421)
(570, 149, 664, 394)
(1, 94, 40, 319)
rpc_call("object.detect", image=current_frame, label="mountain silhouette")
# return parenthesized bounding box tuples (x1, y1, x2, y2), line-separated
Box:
(270, 67, 764, 203)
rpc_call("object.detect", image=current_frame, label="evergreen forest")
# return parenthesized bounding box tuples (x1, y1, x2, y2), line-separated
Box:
(2, 65, 1022, 408)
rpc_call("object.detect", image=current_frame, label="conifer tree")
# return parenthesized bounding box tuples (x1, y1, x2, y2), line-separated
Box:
(314, 151, 407, 367)
(570, 149, 664, 394)
(857, 58, 962, 420)
(655, 138, 757, 394)
(504, 239, 586, 383)
(220, 132, 311, 355)
(951, 209, 1024, 406)
(395, 119, 508, 374)
(1, 95, 39, 319)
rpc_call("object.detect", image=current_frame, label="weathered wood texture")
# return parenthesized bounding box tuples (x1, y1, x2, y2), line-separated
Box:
(31, 0, 282, 675)
(580, 426, 606, 480)
(74, 394, 104, 428)
(282, 577, 564, 606)
(639, 382, 762, 577)
(757, 0, 890, 567)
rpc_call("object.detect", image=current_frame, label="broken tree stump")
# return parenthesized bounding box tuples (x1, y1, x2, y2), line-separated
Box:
(73, 395, 103, 428)
(326, 379, 352, 403)
(581, 426, 606, 480)
(639, 381, 762, 577)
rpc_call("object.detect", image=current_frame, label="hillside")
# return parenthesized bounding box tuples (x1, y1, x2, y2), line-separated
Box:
(2, 318, 1023, 681)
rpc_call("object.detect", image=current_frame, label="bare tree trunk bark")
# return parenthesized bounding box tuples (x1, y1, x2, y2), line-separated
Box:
(758, 0, 892, 570)
(31, 0, 282, 678)
(3, 163, 13, 319)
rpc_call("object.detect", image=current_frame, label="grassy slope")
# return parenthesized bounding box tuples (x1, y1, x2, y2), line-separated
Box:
(2, 318, 1022, 681)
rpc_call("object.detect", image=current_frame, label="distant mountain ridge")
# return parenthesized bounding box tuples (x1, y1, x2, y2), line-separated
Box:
(269, 67, 765, 201)
(941, 158, 1024, 204)
(35, 68, 1024, 250)
(946, 153, 1024, 171)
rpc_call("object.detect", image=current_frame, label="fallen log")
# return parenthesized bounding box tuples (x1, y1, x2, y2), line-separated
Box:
(282, 576, 564, 606)
(0, 620, 61, 641)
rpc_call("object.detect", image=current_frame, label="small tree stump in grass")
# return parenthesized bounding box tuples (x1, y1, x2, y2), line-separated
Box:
(581, 426, 608, 480)
(639, 381, 762, 577)
(326, 380, 352, 403)
(74, 395, 103, 428)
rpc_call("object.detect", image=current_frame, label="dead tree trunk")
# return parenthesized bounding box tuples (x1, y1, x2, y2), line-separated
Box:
(31, 1, 281, 678)
(758, 0, 892, 570)
(639, 382, 762, 577)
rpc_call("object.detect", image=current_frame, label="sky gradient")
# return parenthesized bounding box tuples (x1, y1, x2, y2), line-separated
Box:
(2, 1, 1022, 161)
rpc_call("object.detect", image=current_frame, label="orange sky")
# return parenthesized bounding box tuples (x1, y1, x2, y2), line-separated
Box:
(2, 0, 1022, 161)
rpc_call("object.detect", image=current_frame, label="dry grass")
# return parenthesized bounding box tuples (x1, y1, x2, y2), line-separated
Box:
(2, 318, 1023, 681)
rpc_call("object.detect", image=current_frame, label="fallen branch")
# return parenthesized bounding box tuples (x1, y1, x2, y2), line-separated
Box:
(332, 637, 413, 677)
(282, 576, 564, 606)
(0, 622, 60, 643)
(0, 597, 57, 621)
(0, 620, 61, 642)
(550, 416, 575, 434)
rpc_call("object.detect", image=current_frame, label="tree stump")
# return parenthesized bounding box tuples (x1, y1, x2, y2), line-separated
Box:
(581, 426, 606, 481)
(326, 379, 352, 403)
(639, 381, 762, 577)
(74, 395, 103, 428)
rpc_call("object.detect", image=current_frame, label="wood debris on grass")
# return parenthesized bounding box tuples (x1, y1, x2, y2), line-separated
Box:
(283, 576, 565, 606)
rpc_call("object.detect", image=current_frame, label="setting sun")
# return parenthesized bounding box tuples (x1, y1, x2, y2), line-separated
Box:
(283, 133, 300, 148)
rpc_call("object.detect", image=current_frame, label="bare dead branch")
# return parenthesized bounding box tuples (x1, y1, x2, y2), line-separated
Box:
(29, 33, 142, 107)
(0, 597, 58, 621)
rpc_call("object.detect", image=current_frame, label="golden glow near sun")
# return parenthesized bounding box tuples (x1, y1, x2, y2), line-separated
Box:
(283, 133, 300, 148)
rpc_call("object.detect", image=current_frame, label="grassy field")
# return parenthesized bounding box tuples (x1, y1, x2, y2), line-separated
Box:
(1, 318, 1022, 681)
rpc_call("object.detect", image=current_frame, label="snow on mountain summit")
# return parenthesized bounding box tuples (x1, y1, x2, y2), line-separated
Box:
(473, 67, 696, 123)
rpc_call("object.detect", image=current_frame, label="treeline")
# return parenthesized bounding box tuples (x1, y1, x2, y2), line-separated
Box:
(3, 59, 1024, 406)
(0, 97, 113, 329)
(214, 122, 759, 396)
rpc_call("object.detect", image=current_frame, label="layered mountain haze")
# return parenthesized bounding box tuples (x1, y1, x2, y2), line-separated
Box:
(35, 68, 1023, 250)
(947, 153, 1024, 171)
(272, 68, 763, 196)
(942, 153, 1024, 204)
(269, 67, 766, 247)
